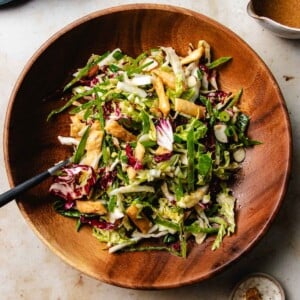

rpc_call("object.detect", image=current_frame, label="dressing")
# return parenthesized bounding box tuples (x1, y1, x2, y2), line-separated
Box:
(252, 0, 300, 28)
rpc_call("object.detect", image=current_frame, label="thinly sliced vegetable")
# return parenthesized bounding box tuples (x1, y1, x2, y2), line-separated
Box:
(233, 147, 246, 162)
(156, 119, 174, 151)
(207, 56, 232, 69)
(49, 164, 96, 201)
(108, 184, 155, 196)
(73, 125, 90, 164)
(63, 52, 110, 91)
(214, 124, 228, 143)
(47, 89, 95, 121)
(48, 41, 259, 257)
(187, 125, 195, 192)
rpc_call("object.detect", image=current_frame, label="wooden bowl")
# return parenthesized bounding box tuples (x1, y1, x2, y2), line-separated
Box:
(4, 4, 291, 289)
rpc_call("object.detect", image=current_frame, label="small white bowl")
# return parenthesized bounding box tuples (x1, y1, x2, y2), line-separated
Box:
(230, 272, 285, 300)
(247, 1, 300, 39)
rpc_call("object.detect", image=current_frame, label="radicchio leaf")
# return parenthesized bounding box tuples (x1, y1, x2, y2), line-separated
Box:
(97, 168, 117, 190)
(125, 143, 143, 170)
(79, 216, 116, 230)
(156, 119, 174, 152)
(49, 164, 96, 201)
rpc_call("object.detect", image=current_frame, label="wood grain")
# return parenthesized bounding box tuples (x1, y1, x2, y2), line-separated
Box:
(3, 4, 292, 289)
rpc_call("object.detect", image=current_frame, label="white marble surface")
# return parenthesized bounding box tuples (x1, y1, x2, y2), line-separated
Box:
(0, 0, 299, 299)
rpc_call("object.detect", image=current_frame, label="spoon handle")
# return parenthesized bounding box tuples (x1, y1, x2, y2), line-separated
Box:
(0, 159, 70, 208)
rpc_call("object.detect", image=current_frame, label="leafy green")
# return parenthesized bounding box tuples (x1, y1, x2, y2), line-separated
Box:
(73, 125, 90, 164)
(187, 126, 195, 192)
(108, 195, 117, 212)
(185, 222, 218, 234)
(207, 56, 232, 69)
(155, 215, 180, 231)
(47, 88, 95, 121)
(209, 217, 228, 250)
(197, 153, 212, 184)
(64, 52, 110, 91)
(227, 88, 243, 108)
(236, 113, 250, 133)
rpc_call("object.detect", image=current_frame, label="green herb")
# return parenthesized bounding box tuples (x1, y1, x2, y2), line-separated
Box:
(96, 96, 105, 130)
(109, 64, 120, 73)
(108, 195, 117, 212)
(63, 51, 110, 92)
(175, 179, 184, 201)
(197, 153, 212, 183)
(185, 222, 218, 234)
(101, 139, 110, 165)
(227, 88, 243, 108)
(73, 125, 90, 163)
(140, 110, 150, 134)
(236, 113, 250, 133)
(112, 50, 124, 60)
(207, 56, 232, 69)
(218, 111, 231, 122)
(123, 245, 181, 257)
(47, 88, 96, 121)
(187, 124, 195, 192)
(70, 99, 97, 114)
(76, 218, 82, 232)
(179, 222, 187, 258)
(163, 234, 177, 244)
(155, 216, 180, 231)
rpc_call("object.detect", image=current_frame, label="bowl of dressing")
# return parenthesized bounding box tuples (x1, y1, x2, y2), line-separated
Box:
(230, 273, 285, 300)
(247, 0, 300, 39)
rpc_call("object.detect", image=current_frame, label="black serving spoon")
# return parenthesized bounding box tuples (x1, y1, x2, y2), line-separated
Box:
(0, 158, 70, 208)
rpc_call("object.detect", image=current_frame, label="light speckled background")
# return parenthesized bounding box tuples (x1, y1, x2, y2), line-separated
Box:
(0, 0, 299, 299)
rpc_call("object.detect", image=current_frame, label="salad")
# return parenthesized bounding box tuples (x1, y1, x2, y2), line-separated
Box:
(48, 40, 259, 258)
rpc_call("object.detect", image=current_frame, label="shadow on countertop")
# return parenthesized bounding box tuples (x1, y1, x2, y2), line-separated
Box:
(0, 0, 30, 9)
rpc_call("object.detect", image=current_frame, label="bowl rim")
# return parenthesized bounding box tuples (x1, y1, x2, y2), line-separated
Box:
(3, 3, 293, 289)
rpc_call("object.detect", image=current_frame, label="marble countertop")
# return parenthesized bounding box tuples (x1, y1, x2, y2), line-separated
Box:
(0, 0, 299, 299)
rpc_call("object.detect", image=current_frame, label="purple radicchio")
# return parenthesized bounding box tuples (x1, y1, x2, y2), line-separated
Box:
(154, 152, 173, 163)
(125, 144, 143, 170)
(97, 168, 117, 190)
(156, 119, 174, 152)
(102, 101, 122, 120)
(49, 164, 96, 202)
(79, 215, 116, 230)
(207, 90, 229, 104)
